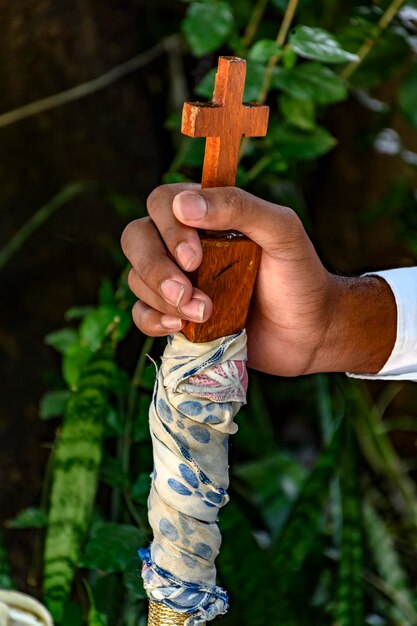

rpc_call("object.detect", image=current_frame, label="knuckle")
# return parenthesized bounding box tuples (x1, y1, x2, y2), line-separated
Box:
(120, 221, 134, 254)
(139, 260, 156, 286)
(147, 184, 187, 217)
(146, 186, 167, 217)
(127, 268, 137, 292)
(120, 217, 150, 255)
(282, 206, 304, 234)
(222, 187, 246, 222)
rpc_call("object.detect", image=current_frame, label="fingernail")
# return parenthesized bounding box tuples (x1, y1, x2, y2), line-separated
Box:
(180, 298, 205, 322)
(160, 279, 185, 307)
(174, 192, 207, 221)
(161, 315, 183, 331)
(176, 242, 196, 271)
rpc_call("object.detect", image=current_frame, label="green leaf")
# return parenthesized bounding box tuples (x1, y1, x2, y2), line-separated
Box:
(399, 64, 417, 129)
(219, 502, 297, 623)
(85, 581, 107, 626)
(0, 531, 14, 589)
(131, 473, 151, 504)
(339, 23, 409, 89)
(106, 192, 144, 220)
(162, 172, 190, 184)
(280, 94, 316, 130)
(273, 63, 348, 104)
(181, 137, 205, 168)
(39, 389, 71, 419)
(271, 423, 343, 594)
(45, 328, 78, 354)
(132, 394, 152, 443)
(7, 507, 47, 529)
(65, 306, 94, 321)
(99, 279, 117, 307)
(195, 68, 216, 98)
(282, 47, 297, 70)
(80, 522, 144, 573)
(234, 452, 306, 537)
(182, 2, 235, 56)
(334, 426, 364, 626)
(248, 39, 281, 63)
(63, 343, 93, 389)
(364, 502, 417, 624)
(61, 601, 83, 626)
(289, 26, 359, 63)
(123, 559, 148, 602)
(103, 406, 124, 437)
(270, 123, 337, 160)
(80, 306, 131, 351)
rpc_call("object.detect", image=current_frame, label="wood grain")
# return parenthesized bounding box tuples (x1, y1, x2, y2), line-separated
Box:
(181, 56, 269, 343)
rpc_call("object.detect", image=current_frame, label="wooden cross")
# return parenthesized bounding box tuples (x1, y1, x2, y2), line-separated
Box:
(180, 57, 269, 343)
(182, 56, 269, 188)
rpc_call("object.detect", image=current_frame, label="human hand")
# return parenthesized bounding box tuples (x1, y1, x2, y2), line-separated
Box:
(121, 184, 396, 376)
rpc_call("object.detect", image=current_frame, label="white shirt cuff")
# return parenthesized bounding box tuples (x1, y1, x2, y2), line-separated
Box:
(347, 267, 417, 382)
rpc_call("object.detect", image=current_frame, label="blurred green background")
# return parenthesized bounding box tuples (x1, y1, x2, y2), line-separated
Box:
(2, 1, 417, 624)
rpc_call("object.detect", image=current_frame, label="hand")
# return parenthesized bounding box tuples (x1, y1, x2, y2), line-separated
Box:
(121, 183, 396, 376)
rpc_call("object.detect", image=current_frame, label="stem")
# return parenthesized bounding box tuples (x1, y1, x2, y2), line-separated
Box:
(246, 154, 272, 181)
(0, 182, 91, 272)
(259, 0, 299, 103)
(340, 0, 405, 80)
(111, 336, 154, 523)
(124, 490, 148, 533)
(0, 36, 178, 130)
(124, 336, 155, 468)
(276, 0, 299, 47)
(241, 0, 270, 49)
(240, 0, 299, 162)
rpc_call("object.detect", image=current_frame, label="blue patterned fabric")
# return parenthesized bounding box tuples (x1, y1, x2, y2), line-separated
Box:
(140, 331, 248, 625)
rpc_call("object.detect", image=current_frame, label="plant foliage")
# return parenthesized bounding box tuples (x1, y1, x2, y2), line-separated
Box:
(4, 1, 417, 625)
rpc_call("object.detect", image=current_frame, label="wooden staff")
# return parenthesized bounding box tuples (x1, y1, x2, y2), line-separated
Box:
(148, 56, 269, 626)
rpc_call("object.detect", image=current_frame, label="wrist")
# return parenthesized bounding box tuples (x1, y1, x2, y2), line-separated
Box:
(311, 274, 397, 374)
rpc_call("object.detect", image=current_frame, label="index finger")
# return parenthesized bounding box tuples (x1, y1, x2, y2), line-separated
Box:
(147, 183, 203, 272)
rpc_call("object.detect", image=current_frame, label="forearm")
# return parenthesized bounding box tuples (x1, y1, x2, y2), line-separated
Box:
(313, 275, 397, 374)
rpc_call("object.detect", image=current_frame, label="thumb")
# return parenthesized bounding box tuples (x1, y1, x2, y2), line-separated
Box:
(172, 187, 303, 254)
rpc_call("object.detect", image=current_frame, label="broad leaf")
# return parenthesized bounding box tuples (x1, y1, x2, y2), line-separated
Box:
(248, 39, 281, 63)
(7, 507, 47, 529)
(131, 473, 151, 504)
(39, 389, 71, 419)
(270, 123, 337, 160)
(280, 94, 316, 130)
(80, 306, 131, 351)
(290, 26, 359, 63)
(45, 328, 78, 354)
(65, 306, 94, 321)
(273, 63, 348, 104)
(271, 423, 343, 594)
(80, 522, 144, 573)
(63, 343, 93, 389)
(182, 2, 235, 56)
(234, 452, 306, 537)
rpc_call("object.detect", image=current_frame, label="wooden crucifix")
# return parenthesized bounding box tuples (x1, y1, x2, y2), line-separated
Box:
(181, 56, 269, 343)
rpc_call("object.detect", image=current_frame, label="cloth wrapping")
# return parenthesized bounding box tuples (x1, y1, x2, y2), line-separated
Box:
(140, 330, 248, 625)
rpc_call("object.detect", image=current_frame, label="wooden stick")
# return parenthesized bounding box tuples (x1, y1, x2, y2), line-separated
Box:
(181, 57, 269, 342)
